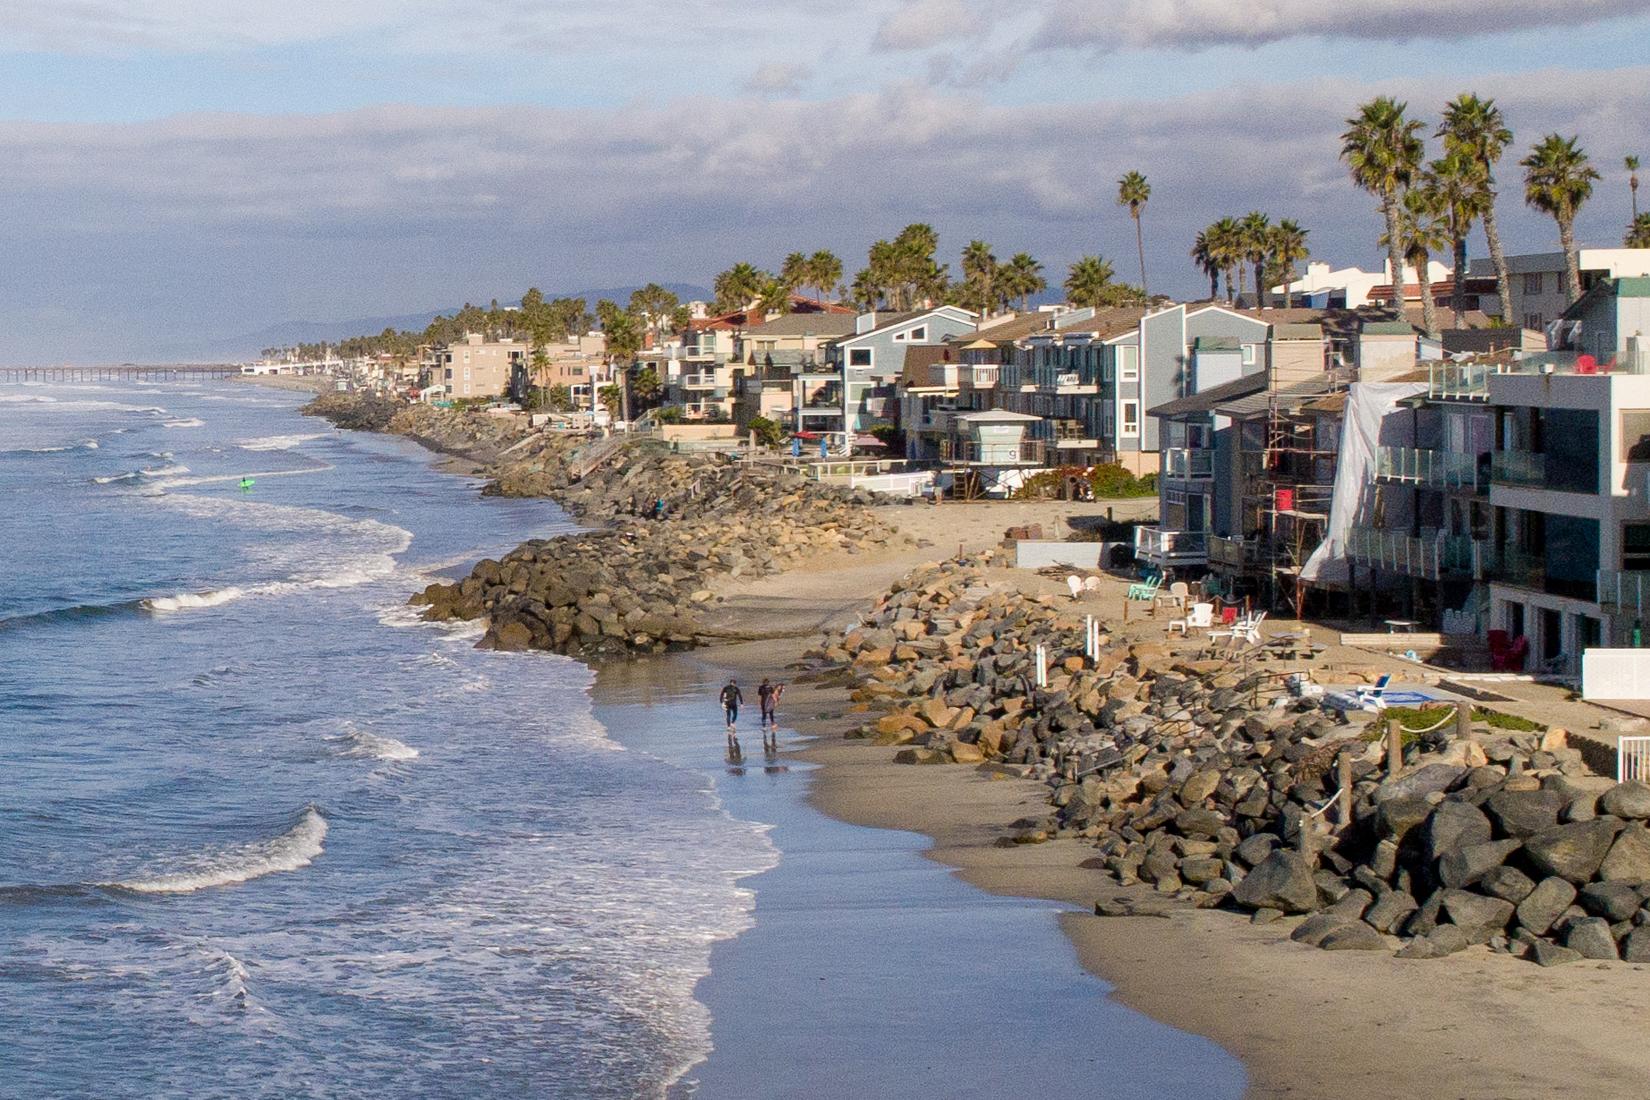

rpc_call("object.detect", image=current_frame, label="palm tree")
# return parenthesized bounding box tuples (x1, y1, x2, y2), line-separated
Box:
(1342, 96, 1426, 317)
(1209, 217, 1243, 302)
(808, 250, 843, 301)
(780, 252, 811, 293)
(755, 276, 794, 318)
(1628, 213, 1650, 248)
(1421, 149, 1491, 327)
(713, 263, 767, 313)
(1003, 253, 1046, 311)
(1383, 188, 1448, 336)
(1064, 255, 1117, 309)
(1117, 171, 1151, 296)
(1239, 211, 1271, 308)
(1267, 220, 1310, 308)
(1190, 230, 1220, 300)
(1439, 94, 1513, 325)
(960, 240, 997, 315)
(1522, 133, 1601, 303)
(1629, 156, 1642, 219)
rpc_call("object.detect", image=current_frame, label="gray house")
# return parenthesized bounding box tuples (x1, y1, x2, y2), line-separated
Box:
(826, 306, 978, 433)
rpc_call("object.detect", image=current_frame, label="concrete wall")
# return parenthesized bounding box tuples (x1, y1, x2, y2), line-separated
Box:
(1014, 541, 1104, 569)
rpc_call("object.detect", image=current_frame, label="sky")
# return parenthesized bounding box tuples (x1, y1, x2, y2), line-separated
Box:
(1, 0, 1648, 363)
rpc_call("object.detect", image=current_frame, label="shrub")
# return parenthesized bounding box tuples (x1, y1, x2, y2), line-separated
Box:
(747, 415, 784, 447)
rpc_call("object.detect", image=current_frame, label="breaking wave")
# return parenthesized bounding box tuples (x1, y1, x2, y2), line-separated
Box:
(109, 807, 328, 895)
(163, 417, 205, 429)
(92, 464, 191, 485)
(336, 725, 420, 761)
(144, 587, 246, 612)
(239, 433, 325, 452)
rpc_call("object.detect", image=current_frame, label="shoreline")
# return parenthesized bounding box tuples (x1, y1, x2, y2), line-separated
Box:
(300, 390, 1650, 1099)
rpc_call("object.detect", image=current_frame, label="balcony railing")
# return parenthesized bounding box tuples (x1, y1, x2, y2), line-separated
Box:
(1598, 570, 1650, 614)
(967, 366, 999, 389)
(1347, 528, 1487, 580)
(1134, 527, 1209, 567)
(1375, 446, 1483, 492)
(1428, 361, 1504, 401)
(943, 439, 1046, 465)
(1490, 450, 1546, 487)
(1208, 534, 1261, 570)
(681, 373, 719, 389)
(1161, 447, 1214, 480)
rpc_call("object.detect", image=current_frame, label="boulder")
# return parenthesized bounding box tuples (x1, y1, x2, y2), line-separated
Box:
(1623, 925, 1650, 964)
(1376, 796, 1435, 843)
(1440, 889, 1515, 944)
(1425, 801, 1493, 862)
(1529, 939, 1582, 967)
(1523, 818, 1625, 884)
(1364, 890, 1419, 934)
(1479, 865, 1538, 905)
(1376, 764, 1466, 804)
(1319, 923, 1387, 951)
(1289, 913, 1351, 947)
(1580, 882, 1644, 922)
(1234, 833, 1279, 868)
(1438, 839, 1522, 889)
(1180, 770, 1220, 804)
(1567, 917, 1621, 960)
(1515, 877, 1578, 936)
(1598, 823, 1650, 883)
(1232, 850, 1319, 914)
(1397, 924, 1469, 959)
(1598, 781, 1650, 820)
(1483, 788, 1566, 837)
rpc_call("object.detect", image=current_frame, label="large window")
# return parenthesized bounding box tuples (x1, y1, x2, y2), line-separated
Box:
(1524, 272, 1544, 295)
(1545, 514, 1599, 600)
(849, 348, 872, 367)
(1121, 400, 1140, 437)
(1625, 524, 1650, 571)
(1118, 345, 1140, 383)
(1545, 408, 1599, 493)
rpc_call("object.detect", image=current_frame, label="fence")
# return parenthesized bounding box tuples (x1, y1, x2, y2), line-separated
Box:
(1583, 649, 1650, 702)
(1619, 736, 1650, 782)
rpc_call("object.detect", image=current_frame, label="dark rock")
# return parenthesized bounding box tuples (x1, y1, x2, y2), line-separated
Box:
(1426, 924, 1470, 956)
(1479, 865, 1538, 904)
(1250, 907, 1284, 925)
(1290, 913, 1351, 946)
(1425, 801, 1493, 862)
(1233, 833, 1278, 868)
(1326, 888, 1374, 921)
(1375, 796, 1434, 842)
(1319, 923, 1387, 951)
(1438, 838, 1522, 889)
(1232, 850, 1319, 914)
(1173, 807, 1226, 839)
(1598, 823, 1650, 883)
(1365, 890, 1419, 934)
(1567, 917, 1621, 960)
(1623, 925, 1650, 963)
(1580, 882, 1644, 922)
(1515, 877, 1578, 935)
(1375, 764, 1466, 804)
(1598, 781, 1650, 820)
(1441, 889, 1515, 944)
(1523, 818, 1625, 884)
(1529, 939, 1582, 967)
(1483, 788, 1566, 837)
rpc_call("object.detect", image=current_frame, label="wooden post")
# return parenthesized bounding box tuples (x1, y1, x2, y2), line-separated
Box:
(1386, 716, 1403, 777)
(1455, 703, 1471, 743)
(1122, 597, 1129, 623)
(1297, 818, 1317, 860)
(1337, 753, 1353, 827)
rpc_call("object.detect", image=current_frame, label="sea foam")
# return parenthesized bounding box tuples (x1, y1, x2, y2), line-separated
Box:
(112, 807, 328, 895)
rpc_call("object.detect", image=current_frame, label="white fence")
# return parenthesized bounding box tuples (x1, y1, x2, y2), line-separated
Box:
(1015, 541, 1103, 570)
(1619, 736, 1650, 782)
(1582, 649, 1650, 701)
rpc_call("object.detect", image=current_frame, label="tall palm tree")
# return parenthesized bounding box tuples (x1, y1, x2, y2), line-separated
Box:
(1004, 253, 1046, 311)
(1117, 171, 1151, 297)
(1422, 149, 1491, 327)
(961, 240, 997, 315)
(1239, 211, 1272, 308)
(1383, 188, 1449, 336)
(808, 250, 843, 301)
(1267, 220, 1310, 308)
(713, 262, 767, 313)
(1628, 155, 1642, 219)
(1628, 213, 1650, 248)
(1439, 94, 1513, 325)
(1064, 255, 1117, 309)
(1209, 217, 1243, 302)
(1190, 230, 1220, 300)
(780, 252, 810, 293)
(1342, 96, 1426, 318)
(1522, 133, 1601, 303)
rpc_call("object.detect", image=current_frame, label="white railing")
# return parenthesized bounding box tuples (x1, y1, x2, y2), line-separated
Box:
(1348, 528, 1486, 580)
(1134, 526, 1209, 566)
(1428, 361, 1505, 401)
(1054, 372, 1082, 387)
(1599, 570, 1650, 615)
(681, 373, 718, 388)
(1161, 448, 1214, 480)
(1375, 446, 1481, 491)
(1618, 736, 1650, 782)
(968, 366, 999, 389)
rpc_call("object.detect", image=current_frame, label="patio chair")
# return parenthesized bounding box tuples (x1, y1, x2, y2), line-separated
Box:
(1125, 574, 1162, 602)
(1082, 575, 1102, 592)
(1168, 602, 1214, 636)
(1155, 581, 1190, 613)
(1492, 635, 1529, 672)
(1066, 575, 1084, 601)
(1322, 673, 1393, 714)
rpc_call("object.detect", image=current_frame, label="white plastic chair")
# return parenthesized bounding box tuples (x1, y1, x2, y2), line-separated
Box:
(1066, 575, 1083, 600)
(1155, 581, 1190, 612)
(1168, 602, 1214, 636)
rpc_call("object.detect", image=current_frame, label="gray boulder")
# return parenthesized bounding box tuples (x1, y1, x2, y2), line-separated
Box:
(1484, 788, 1566, 837)
(1364, 890, 1419, 934)
(1396, 923, 1471, 959)
(1479, 864, 1538, 904)
(1232, 850, 1319, 914)
(1376, 764, 1466, 804)
(1529, 939, 1582, 967)
(1598, 823, 1650, 883)
(1325, 888, 1374, 921)
(1441, 889, 1515, 944)
(1598, 781, 1650, 820)
(1376, 796, 1434, 842)
(1319, 923, 1387, 951)
(1523, 818, 1625, 884)
(1290, 913, 1352, 947)
(1438, 839, 1522, 889)
(1566, 917, 1621, 960)
(1580, 882, 1644, 922)
(1623, 925, 1650, 963)
(1426, 801, 1493, 862)
(1234, 833, 1278, 868)
(1515, 877, 1579, 935)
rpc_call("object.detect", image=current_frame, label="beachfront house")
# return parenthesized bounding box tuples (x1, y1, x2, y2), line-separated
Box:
(817, 305, 977, 439)
(439, 334, 528, 400)
(1468, 248, 1650, 332)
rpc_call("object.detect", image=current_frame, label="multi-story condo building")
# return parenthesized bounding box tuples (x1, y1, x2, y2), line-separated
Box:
(818, 306, 978, 437)
(1468, 249, 1650, 332)
(439, 334, 527, 400)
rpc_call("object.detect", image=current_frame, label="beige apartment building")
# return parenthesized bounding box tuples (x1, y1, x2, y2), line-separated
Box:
(440, 334, 527, 399)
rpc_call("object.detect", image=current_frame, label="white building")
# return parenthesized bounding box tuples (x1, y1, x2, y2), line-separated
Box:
(1469, 249, 1650, 332)
(1276, 260, 1450, 310)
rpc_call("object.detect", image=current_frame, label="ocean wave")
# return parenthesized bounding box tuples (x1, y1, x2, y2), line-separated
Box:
(163, 417, 205, 428)
(144, 587, 246, 612)
(335, 724, 420, 761)
(109, 807, 328, 895)
(91, 463, 191, 485)
(238, 433, 325, 452)
(0, 393, 56, 403)
(151, 465, 333, 489)
(0, 599, 144, 631)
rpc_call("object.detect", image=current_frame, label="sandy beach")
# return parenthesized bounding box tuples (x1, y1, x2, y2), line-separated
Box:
(674, 497, 1650, 1100)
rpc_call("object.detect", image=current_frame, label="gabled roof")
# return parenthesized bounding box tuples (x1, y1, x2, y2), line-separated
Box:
(840, 306, 975, 345)
(1146, 372, 1266, 420)
(900, 345, 958, 388)
(740, 313, 861, 338)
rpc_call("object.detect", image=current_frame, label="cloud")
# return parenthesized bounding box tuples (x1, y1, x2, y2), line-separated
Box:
(745, 61, 814, 96)
(0, 65, 1646, 362)
(872, 0, 988, 51)
(1033, 0, 1650, 49)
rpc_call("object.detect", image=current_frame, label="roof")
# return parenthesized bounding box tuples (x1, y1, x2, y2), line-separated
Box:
(1275, 323, 1325, 339)
(956, 410, 1042, 423)
(1362, 320, 1417, 336)
(946, 311, 1068, 345)
(1146, 372, 1266, 419)
(900, 345, 958, 388)
(1059, 305, 1152, 341)
(740, 313, 861, 338)
(1217, 378, 1343, 420)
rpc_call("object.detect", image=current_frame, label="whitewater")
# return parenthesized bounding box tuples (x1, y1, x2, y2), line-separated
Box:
(0, 379, 777, 1099)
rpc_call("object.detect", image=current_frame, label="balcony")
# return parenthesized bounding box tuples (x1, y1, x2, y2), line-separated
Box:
(1208, 534, 1260, 570)
(967, 365, 999, 389)
(1051, 419, 1099, 448)
(1490, 450, 1546, 487)
(1375, 446, 1484, 492)
(943, 438, 1046, 466)
(1134, 527, 1209, 568)
(1600, 571, 1650, 615)
(1492, 547, 1545, 589)
(1428, 361, 1504, 401)
(1161, 447, 1214, 481)
(1347, 527, 1487, 580)
(681, 373, 719, 389)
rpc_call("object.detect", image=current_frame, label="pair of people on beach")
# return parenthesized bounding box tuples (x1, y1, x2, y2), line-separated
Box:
(720, 677, 782, 758)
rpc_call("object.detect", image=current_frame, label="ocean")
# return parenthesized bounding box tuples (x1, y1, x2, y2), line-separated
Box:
(0, 380, 778, 1098)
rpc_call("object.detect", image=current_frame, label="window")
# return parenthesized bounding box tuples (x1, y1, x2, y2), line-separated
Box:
(1525, 313, 1544, 331)
(1241, 344, 1257, 366)
(1623, 413, 1650, 462)
(1523, 272, 1544, 295)
(1119, 345, 1140, 383)
(1625, 524, 1650, 571)
(1121, 400, 1140, 437)
(906, 326, 927, 342)
(849, 348, 872, 367)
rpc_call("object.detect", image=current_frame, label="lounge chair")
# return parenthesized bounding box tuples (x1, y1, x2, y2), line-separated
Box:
(1155, 581, 1191, 613)
(1125, 574, 1162, 602)
(1082, 576, 1102, 592)
(1067, 575, 1084, 600)
(1168, 602, 1214, 636)
(1322, 674, 1393, 714)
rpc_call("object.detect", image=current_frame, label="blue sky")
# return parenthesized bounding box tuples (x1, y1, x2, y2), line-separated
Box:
(2, 0, 1648, 362)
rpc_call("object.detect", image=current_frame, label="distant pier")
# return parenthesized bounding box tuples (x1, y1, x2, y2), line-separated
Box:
(0, 364, 241, 383)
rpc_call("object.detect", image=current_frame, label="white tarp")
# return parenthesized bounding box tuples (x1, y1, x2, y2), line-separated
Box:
(1299, 381, 1427, 587)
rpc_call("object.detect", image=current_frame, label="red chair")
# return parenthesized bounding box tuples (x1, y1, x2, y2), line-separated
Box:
(1487, 629, 1509, 663)
(1220, 606, 1238, 626)
(1492, 634, 1528, 672)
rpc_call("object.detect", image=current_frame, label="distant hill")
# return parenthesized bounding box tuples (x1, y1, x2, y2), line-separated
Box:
(181, 283, 713, 360)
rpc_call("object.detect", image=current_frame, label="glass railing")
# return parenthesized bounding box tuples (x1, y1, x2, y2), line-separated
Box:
(1375, 446, 1482, 491)
(1492, 547, 1546, 589)
(1490, 451, 1546, 487)
(1161, 448, 1214, 479)
(1134, 527, 1210, 565)
(1599, 571, 1650, 614)
(1347, 528, 1487, 580)
(1428, 361, 1504, 400)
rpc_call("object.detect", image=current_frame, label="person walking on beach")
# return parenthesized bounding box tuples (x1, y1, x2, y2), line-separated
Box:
(719, 679, 743, 753)
(757, 678, 784, 750)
